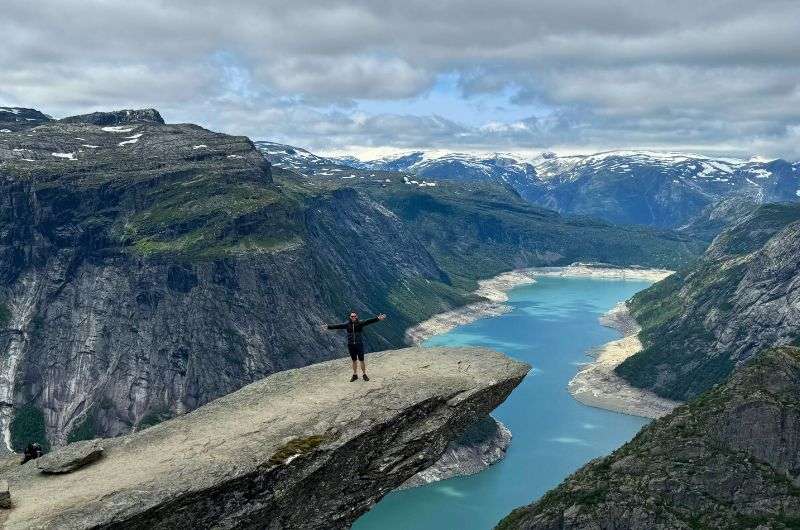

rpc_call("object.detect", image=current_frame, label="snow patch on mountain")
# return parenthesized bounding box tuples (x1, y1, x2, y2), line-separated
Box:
(102, 126, 135, 133)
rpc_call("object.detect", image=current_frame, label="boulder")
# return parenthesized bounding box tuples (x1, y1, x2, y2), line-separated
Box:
(35, 440, 104, 474)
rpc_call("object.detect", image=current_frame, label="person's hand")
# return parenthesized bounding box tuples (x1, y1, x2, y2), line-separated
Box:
(377, 313, 387, 320)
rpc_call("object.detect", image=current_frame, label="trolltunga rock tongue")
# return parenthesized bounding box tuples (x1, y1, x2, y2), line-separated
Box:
(0, 346, 528, 529)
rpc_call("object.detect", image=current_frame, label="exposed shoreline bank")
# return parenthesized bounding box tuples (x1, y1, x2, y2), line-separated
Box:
(399, 415, 512, 490)
(404, 263, 673, 345)
(568, 301, 683, 419)
(404, 269, 539, 345)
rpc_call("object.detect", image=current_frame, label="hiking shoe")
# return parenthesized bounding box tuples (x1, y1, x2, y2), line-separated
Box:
(350, 374, 358, 382)
(362, 374, 370, 382)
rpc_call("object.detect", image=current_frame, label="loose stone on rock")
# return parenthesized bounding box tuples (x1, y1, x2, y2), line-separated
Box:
(36, 440, 104, 474)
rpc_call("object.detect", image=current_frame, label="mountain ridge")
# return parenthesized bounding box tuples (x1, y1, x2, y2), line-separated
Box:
(313, 148, 799, 230)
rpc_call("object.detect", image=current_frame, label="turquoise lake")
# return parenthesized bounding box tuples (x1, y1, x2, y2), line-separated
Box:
(354, 276, 652, 530)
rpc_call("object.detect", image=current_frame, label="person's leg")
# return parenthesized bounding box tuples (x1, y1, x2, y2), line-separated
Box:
(358, 346, 369, 380)
(348, 344, 359, 381)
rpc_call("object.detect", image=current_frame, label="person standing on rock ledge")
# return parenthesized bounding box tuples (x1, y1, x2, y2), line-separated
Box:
(322, 311, 387, 381)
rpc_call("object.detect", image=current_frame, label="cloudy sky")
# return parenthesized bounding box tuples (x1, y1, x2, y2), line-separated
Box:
(2, 0, 799, 158)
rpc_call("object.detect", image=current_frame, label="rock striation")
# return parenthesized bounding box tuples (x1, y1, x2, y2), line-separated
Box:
(0, 346, 529, 529)
(497, 346, 800, 529)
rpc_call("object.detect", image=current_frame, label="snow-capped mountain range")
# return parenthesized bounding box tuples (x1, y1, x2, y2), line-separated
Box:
(256, 140, 799, 229)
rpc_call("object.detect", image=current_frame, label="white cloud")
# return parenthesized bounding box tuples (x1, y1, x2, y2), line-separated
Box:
(0, 0, 798, 158)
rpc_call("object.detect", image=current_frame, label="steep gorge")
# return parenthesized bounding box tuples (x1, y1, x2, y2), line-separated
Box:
(0, 108, 703, 450)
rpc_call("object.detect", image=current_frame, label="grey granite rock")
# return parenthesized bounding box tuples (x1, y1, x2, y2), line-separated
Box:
(1, 346, 529, 529)
(35, 440, 103, 474)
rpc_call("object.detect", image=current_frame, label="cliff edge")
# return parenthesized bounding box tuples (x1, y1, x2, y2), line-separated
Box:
(1, 346, 529, 529)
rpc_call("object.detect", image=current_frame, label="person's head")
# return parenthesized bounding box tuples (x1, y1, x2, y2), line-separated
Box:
(349, 311, 358, 321)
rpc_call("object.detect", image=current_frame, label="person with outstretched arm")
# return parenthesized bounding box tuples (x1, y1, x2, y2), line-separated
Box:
(322, 311, 387, 381)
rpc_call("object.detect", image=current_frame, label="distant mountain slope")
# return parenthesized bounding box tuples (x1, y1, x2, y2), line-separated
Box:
(0, 108, 704, 450)
(255, 140, 352, 177)
(615, 202, 800, 400)
(497, 346, 800, 529)
(60, 108, 165, 126)
(325, 149, 800, 230)
(0, 106, 53, 132)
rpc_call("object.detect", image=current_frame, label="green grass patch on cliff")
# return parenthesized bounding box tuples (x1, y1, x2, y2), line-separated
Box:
(268, 434, 328, 466)
(119, 177, 307, 260)
(10, 404, 50, 452)
(622, 256, 749, 400)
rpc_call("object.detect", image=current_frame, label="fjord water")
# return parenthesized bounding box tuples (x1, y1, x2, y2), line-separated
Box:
(354, 276, 652, 530)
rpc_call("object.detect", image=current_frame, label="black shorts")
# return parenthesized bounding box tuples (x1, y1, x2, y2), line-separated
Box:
(348, 343, 365, 361)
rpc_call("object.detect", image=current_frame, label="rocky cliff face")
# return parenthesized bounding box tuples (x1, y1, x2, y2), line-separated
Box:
(0, 346, 529, 530)
(0, 110, 457, 449)
(0, 106, 704, 452)
(497, 347, 800, 530)
(616, 203, 800, 400)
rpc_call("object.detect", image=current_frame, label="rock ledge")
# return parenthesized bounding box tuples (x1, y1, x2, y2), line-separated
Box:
(1, 346, 528, 529)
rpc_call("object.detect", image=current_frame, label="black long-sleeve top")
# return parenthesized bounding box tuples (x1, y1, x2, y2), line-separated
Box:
(327, 317, 380, 345)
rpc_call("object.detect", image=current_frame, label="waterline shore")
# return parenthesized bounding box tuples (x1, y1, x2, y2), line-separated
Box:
(404, 263, 673, 345)
(568, 301, 683, 418)
(404, 269, 540, 344)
